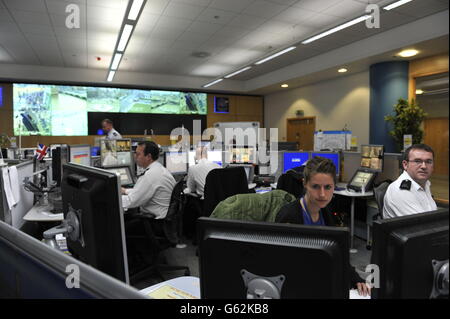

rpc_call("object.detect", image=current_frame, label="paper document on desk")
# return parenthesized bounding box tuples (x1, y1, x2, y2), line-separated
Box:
(146, 285, 199, 299)
(349, 289, 371, 299)
(2, 167, 18, 209)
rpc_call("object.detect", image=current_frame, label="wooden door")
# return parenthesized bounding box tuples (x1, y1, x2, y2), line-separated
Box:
(424, 117, 449, 176)
(287, 117, 316, 151)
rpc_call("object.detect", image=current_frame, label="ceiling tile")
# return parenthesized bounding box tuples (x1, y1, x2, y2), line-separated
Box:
(196, 7, 239, 25)
(0, 9, 14, 23)
(3, 0, 47, 12)
(274, 6, 317, 24)
(10, 10, 52, 26)
(185, 21, 224, 35)
(208, 0, 254, 13)
(321, 0, 367, 19)
(19, 23, 54, 36)
(156, 16, 193, 30)
(142, 0, 171, 15)
(162, 2, 205, 20)
(242, 0, 288, 19)
(229, 13, 266, 29)
(293, 0, 341, 12)
(0, 45, 14, 63)
(86, 5, 127, 22)
(45, 0, 86, 15)
(172, 0, 213, 6)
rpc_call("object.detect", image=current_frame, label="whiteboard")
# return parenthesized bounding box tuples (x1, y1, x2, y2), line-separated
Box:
(314, 131, 352, 151)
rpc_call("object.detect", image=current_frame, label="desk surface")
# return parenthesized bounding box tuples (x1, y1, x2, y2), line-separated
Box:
(334, 183, 374, 197)
(23, 203, 63, 222)
(138, 276, 370, 299)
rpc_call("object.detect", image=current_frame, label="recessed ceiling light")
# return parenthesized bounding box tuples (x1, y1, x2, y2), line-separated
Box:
(397, 49, 419, 57)
(281, 84, 289, 88)
(415, 89, 424, 95)
(338, 68, 348, 73)
(383, 0, 413, 11)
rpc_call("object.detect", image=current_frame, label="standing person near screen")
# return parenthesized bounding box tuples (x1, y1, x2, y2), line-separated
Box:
(275, 156, 371, 297)
(101, 119, 122, 139)
(121, 141, 175, 219)
(383, 144, 437, 219)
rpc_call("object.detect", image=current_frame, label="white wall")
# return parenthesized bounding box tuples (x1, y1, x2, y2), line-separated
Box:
(264, 71, 370, 145)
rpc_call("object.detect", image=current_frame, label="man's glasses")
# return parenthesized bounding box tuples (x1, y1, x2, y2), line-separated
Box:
(407, 159, 434, 166)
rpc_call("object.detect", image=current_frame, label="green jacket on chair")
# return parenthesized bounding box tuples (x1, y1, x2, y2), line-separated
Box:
(210, 190, 296, 223)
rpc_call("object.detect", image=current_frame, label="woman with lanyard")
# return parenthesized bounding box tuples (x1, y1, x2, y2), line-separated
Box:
(276, 156, 371, 297)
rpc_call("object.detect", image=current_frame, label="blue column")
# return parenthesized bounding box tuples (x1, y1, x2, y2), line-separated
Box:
(369, 61, 409, 153)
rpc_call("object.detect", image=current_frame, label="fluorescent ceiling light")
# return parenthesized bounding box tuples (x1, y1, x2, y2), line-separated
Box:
(255, 46, 296, 65)
(383, 0, 413, 10)
(397, 49, 419, 57)
(224, 66, 252, 78)
(107, 70, 116, 82)
(128, 0, 145, 20)
(117, 24, 134, 52)
(110, 53, 123, 70)
(281, 84, 289, 88)
(302, 15, 371, 44)
(202, 78, 223, 88)
(415, 89, 424, 95)
(338, 68, 348, 73)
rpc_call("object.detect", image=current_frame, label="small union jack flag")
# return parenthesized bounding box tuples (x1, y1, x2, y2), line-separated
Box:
(35, 143, 49, 160)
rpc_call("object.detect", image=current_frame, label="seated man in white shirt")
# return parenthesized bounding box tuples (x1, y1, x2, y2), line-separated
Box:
(121, 141, 175, 219)
(383, 144, 437, 219)
(185, 145, 221, 199)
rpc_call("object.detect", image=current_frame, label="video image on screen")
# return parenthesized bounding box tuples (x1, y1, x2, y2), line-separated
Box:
(360, 144, 384, 172)
(13, 84, 207, 136)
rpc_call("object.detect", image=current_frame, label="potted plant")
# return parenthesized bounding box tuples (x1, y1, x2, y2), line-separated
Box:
(384, 98, 427, 151)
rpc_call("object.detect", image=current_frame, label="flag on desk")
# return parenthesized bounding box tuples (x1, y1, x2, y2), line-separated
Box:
(35, 143, 49, 160)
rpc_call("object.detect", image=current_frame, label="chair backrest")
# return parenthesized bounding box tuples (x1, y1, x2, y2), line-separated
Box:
(276, 168, 304, 198)
(163, 178, 186, 245)
(373, 181, 391, 218)
(202, 167, 249, 217)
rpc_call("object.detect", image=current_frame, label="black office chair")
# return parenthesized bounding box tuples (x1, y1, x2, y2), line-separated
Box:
(202, 166, 250, 217)
(128, 179, 190, 285)
(366, 180, 392, 250)
(276, 167, 305, 198)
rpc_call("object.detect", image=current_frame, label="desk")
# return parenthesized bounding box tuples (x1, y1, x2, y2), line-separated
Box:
(140, 276, 200, 299)
(139, 276, 370, 299)
(23, 203, 63, 222)
(334, 183, 373, 253)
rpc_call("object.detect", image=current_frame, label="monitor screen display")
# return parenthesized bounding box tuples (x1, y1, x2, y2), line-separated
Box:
(311, 152, 340, 176)
(227, 147, 255, 164)
(13, 83, 207, 136)
(360, 144, 384, 172)
(69, 145, 91, 166)
(207, 150, 222, 167)
(348, 170, 375, 189)
(283, 152, 309, 172)
(165, 152, 188, 174)
(103, 166, 134, 186)
(100, 139, 132, 167)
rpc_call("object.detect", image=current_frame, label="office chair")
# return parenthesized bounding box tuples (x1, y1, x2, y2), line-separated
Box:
(366, 180, 392, 250)
(128, 179, 190, 285)
(276, 168, 305, 198)
(202, 166, 250, 217)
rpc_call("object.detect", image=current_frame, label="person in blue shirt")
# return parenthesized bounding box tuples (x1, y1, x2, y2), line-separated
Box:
(276, 156, 371, 297)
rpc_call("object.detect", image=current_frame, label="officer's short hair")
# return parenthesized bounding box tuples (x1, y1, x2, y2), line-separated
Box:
(403, 144, 434, 161)
(102, 119, 113, 125)
(138, 141, 159, 161)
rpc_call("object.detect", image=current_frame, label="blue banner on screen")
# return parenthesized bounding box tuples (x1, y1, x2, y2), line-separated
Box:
(0, 86, 3, 107)
(13, 84, 207, 136)
(283, 152, 310, 172)
(311, 152, 340, 176)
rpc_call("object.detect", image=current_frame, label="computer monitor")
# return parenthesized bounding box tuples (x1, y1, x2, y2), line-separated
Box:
(91, 146, 100, 156)
(0, 219, 145, 298)
(197, 217, 350, 299)
(276, 142, 298, 151)
(103, 166, 135, 186)
(347, 168, 377, 192)
(164, 152, 188, 174)
(371, 209, 449, 299)
(360, 144, 384, 172)
(51, 144, 68, 186)
(100, 139, 132, 168)
(283, 151, 310, 173)
(310, 151, 340, 176)
(227, 146, 256, 165)
(61, 163, 130, 284)
(207, 150, 223, 167)
(69, 144, 91, 166)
